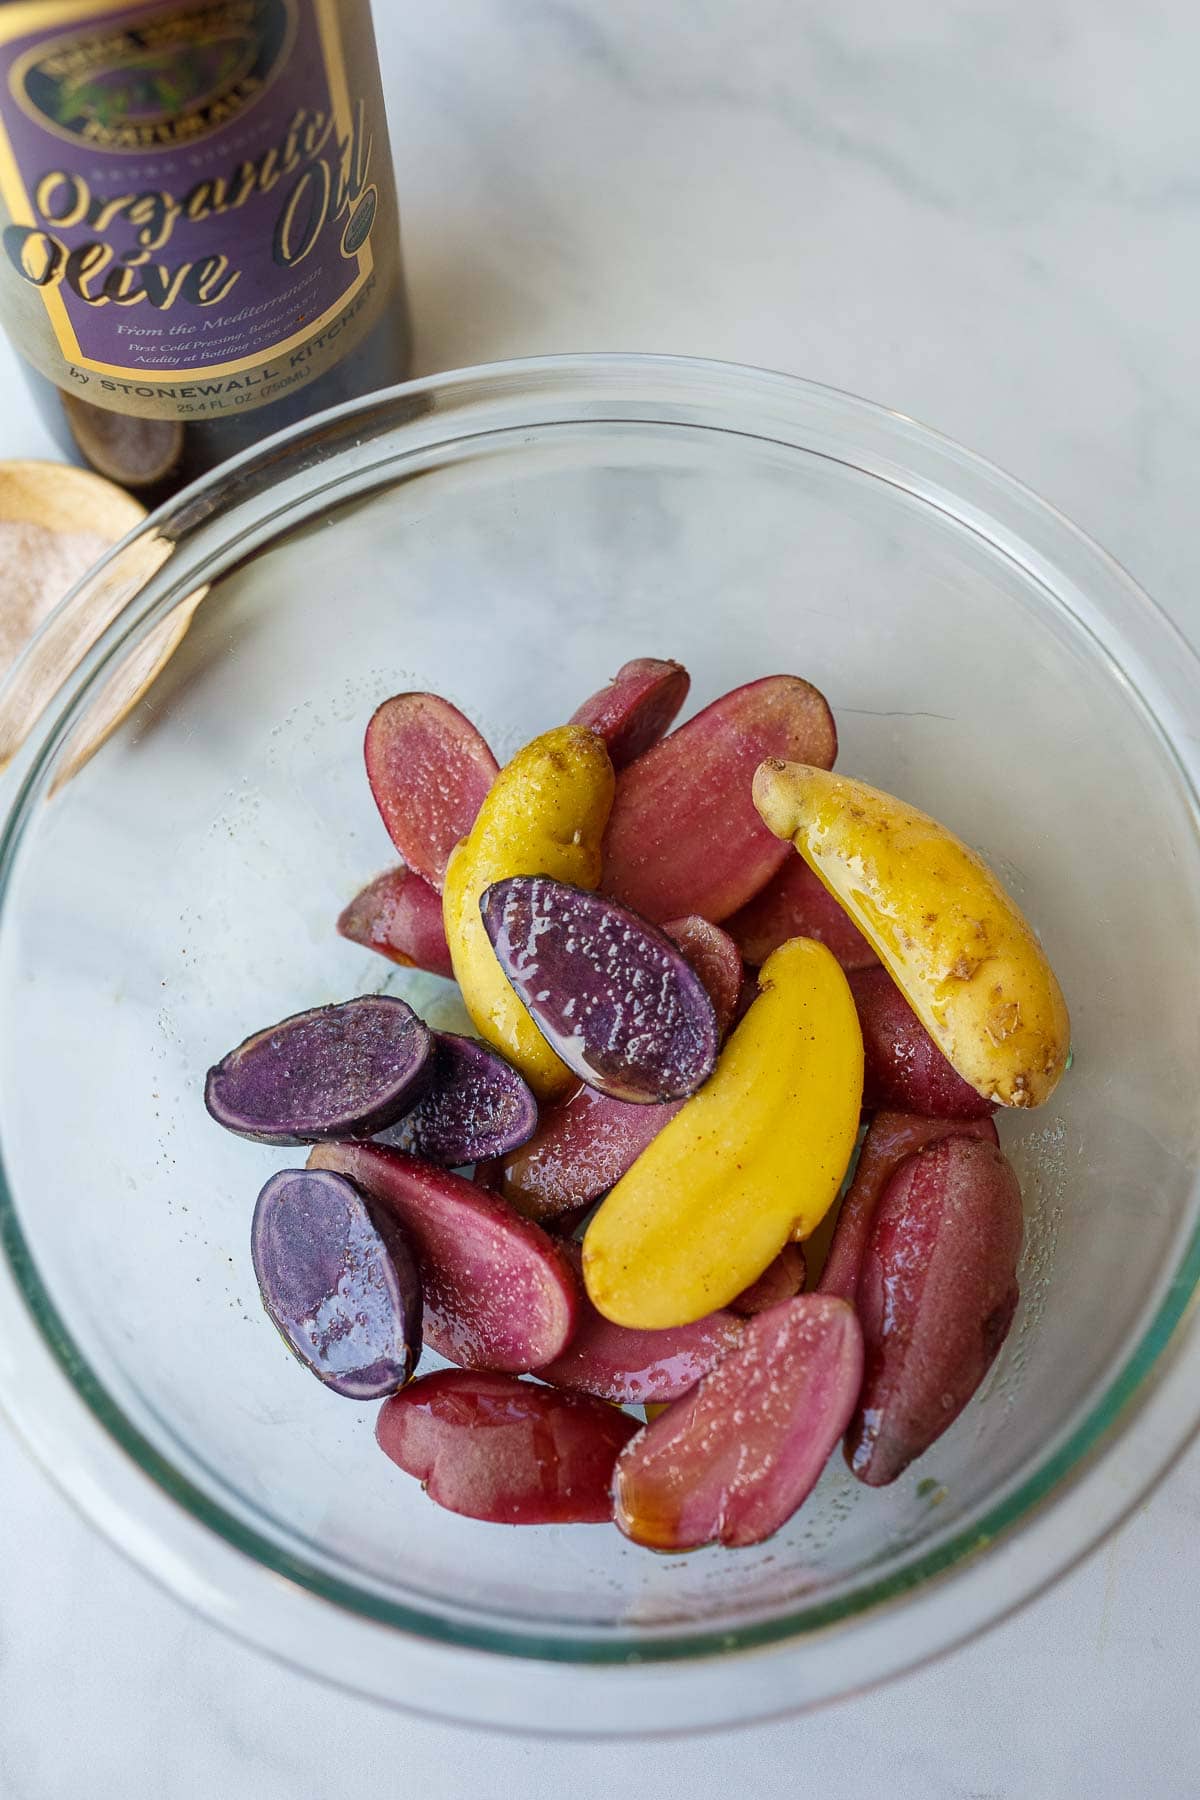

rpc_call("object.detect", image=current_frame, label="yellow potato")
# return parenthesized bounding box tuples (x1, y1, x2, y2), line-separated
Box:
(582, 937, 863, 1328)
(443, 725, 614, 1100)
(753, 760, 1070, 1109)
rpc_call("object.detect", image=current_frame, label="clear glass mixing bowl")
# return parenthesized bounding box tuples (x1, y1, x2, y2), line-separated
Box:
(1, 356, 1199, 1736)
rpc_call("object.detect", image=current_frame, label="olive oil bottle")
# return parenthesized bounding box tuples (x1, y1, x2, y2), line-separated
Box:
(0, 0, 411, 503)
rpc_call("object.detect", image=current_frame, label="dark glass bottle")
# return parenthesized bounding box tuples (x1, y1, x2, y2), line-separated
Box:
(0, 0, 411, 505)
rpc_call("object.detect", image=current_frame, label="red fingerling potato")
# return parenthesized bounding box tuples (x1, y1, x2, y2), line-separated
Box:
(845, 1135, 1023, 1487)
(613, 1296, 863, 1550)
(819, 1111, 999, 1306)
(570, 657, 691, 769)
(337, 865, 454, 978)
(365, 692, 498, 890)
(378, 1370, 637, 1524)
(307, 1141, 578, 1373)
(538, 1243, 743, 1405)
(850, 966, 997, 1119)
(662, 915, 743, 1039)
(730, 1242, 807, 1315)
(727, 855, 877, 971)
(601, 675, 837, 923)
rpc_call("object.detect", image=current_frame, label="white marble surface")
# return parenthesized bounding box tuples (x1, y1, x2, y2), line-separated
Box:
(3, 1, 1200, 1793)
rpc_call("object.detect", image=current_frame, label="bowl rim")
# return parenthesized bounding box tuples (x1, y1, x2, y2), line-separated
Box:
(1, 350, 1199, 1732)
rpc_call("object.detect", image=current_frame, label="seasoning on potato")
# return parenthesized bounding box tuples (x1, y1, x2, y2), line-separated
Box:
(752, 759, 1070, 1108)
(209, 657, 1066, 1550)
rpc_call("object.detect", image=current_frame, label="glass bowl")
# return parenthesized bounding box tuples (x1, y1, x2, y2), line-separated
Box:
(1, 355, 1199, 1737)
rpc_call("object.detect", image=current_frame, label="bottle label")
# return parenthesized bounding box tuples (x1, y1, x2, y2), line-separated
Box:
(0, 0, 391, 419)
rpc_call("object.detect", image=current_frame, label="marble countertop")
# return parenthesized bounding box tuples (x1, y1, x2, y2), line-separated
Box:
(3, 3, 1200, 1794)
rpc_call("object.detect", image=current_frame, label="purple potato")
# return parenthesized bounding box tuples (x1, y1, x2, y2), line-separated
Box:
(251, 1168, 422, 1399)
(479, 876, 718, 1105)
(205, 995, 433, 1145)
(374, 1032, 538, 1165)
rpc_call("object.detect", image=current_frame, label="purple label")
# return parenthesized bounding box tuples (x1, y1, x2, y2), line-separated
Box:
(0, 0, 378, 383)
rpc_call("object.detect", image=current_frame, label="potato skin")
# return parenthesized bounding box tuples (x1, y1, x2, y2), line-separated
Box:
(365, 692, 498, 890)
(613, 1295, 863, 1550)
(569, 656, 691, 769)
(849, 967, 997, 1119)
(443, 725, 614, 1101)
(601, 675, 837, 923)
(819, 1109, 999, 1306)
(378, 1370, 637, 1525)
(844, 1134, 1023, 1486)
(753, 761, 1070, 1108)
(337, 865, 454, 977)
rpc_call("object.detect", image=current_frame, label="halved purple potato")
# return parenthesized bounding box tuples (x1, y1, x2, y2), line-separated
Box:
(377, 1369, 638, 1524)
(205, 996, 433, 1145)
(497, 917, 741, 1219)
(251, 1168, 422, 1399)
(479, 876, 718, 1104)
(569, 657, 690, 770)
(337, 865, 454, 979)
(374, 1033, 538, 1165)
(307, 1140, 579, 1372)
